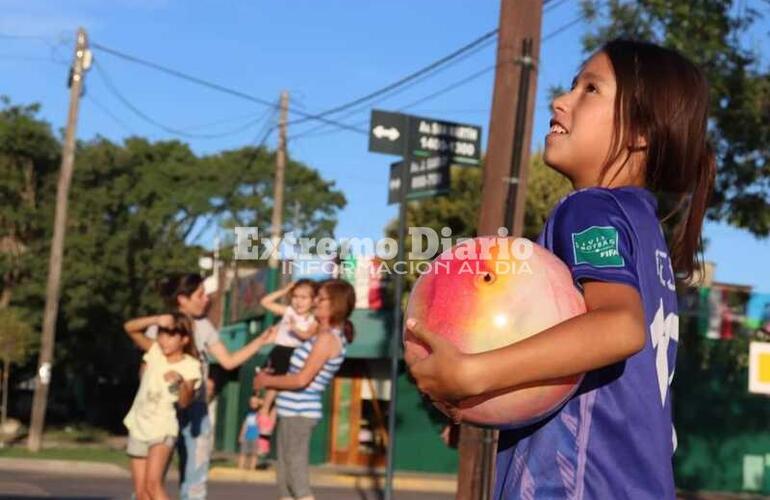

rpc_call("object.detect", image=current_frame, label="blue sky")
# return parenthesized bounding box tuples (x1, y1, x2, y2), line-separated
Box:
(1, 0, 768, 291)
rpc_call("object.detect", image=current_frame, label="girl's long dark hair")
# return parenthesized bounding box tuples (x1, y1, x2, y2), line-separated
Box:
(158, 273, 204, 310)
(599, 39, 716, 280)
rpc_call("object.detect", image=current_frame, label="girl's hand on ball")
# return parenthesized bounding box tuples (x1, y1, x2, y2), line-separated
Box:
(405, 318, 479, 402)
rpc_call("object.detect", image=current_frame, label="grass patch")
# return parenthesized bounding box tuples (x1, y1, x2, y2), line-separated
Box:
(45, 424, 111, 444)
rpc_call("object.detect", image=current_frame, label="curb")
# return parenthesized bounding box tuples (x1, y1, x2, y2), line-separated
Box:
(208, 466, 457, 493)
(0, 457, 129, 478)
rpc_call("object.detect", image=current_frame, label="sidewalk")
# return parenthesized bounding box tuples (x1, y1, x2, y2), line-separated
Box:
(0, 457, 457, 494)
(2, 457, 767, 498)
(209, 463, 457, 493)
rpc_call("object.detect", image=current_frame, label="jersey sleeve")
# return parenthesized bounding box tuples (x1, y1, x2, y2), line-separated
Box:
(545, 189, 639, 291)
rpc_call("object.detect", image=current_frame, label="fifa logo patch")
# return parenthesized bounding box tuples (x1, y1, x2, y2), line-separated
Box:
(571, 226, 624, 268)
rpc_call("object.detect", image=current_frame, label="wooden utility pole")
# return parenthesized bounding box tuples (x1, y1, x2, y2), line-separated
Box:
(457, 0, 543, 497)
(268, 91, 289, 274)
(28, 27, 91, 452)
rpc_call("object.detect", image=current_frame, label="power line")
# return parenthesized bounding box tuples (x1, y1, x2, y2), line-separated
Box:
(85, 92, 136, 134)
(544, 0, 572, 13)
(290, 10, 585, 144)
(90, 42, 367, 135)
(181, 110, 274, 132)
(291, 65, 498, 141)
(93, 60, 275, 139)
(284, 28, 500, 128)
(284, 38, 495, 139)
(288, 35, 498, 140)
(542, 14, 586, 42)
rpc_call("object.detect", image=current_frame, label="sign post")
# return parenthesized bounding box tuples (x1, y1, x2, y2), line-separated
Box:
(369, 109, 481, 500)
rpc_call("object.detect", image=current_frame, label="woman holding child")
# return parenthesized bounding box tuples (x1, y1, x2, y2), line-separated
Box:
(254, 278, 356, 500)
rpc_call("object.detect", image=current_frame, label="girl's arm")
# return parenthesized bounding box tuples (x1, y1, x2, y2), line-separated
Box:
(253, 333, 338, 391)
(123, 314, 173, 352)
(207, 326, 277, 370)
(406, 281, 646, 402)
(259, 283, 294, 316)
(176, 379, 197, 408)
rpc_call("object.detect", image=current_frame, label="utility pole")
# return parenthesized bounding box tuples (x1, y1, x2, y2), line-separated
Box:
(28, 27, 92, 452)
(267, 91, 289, 297)
(457, 0, 543, 497)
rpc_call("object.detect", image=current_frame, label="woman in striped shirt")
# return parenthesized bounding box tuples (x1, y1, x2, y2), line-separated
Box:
(253, 279, 355, 500)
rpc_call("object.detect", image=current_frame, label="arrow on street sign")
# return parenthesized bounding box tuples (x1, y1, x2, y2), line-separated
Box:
(387, 161, 403, 205)
(373, 125, 400, 141)
(369, 110, 407, 156)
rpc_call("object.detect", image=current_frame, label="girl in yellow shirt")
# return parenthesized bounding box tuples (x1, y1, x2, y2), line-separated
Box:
(123, 312, 201, 500)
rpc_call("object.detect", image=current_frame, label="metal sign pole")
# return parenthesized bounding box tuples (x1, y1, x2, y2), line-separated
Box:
(370, 109, 480, 499)
(384, 117, 410, 500)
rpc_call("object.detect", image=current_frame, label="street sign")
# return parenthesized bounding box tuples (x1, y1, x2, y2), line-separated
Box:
(388, 157, 451, 205)
(408, 115, 482, 165)
(369, 110, 407, 156)
(387, 161, 403, 205)
(370, 110, 482, 166)
(405, 156, 451, 199)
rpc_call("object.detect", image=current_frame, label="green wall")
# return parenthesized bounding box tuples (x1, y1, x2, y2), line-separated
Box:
(672, 329, 770, 493)
(392, 364, 458, 472)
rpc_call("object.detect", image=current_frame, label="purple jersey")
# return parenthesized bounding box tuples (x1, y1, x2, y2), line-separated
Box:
(495, 187, 679, 500)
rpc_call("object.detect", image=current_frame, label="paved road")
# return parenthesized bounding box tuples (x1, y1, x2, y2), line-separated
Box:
(0, 470, 454, 500)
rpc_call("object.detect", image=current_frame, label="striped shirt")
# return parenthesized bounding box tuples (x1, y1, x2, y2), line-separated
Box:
(275, 327, 346, 419)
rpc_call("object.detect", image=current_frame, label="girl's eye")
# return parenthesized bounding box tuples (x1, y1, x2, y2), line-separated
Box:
(586, 83, 598, 93)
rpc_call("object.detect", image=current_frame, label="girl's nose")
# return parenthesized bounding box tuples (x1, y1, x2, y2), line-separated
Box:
(551, 89, 570, 115)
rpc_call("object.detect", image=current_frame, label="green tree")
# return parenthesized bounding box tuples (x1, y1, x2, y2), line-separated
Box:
(200, 147, 347, 243)
(0, 307, 36, 424)
(580, 0, 770, 236)
(0, 97, 59, 308)
(0, 97, 347, 428)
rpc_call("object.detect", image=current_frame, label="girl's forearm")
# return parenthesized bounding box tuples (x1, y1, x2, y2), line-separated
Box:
(467, 307, 645, 396)
(218, 336, 269, 370)
(124, 315, 162, 334)
(177, 381, 194, 408)
(260, 288, 289, 315)
(123, 315, 160, 351)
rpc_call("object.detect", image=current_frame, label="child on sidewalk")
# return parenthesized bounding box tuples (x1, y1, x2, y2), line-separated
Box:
(123, 312, 201, 500)
(238, 395, 263, 470)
